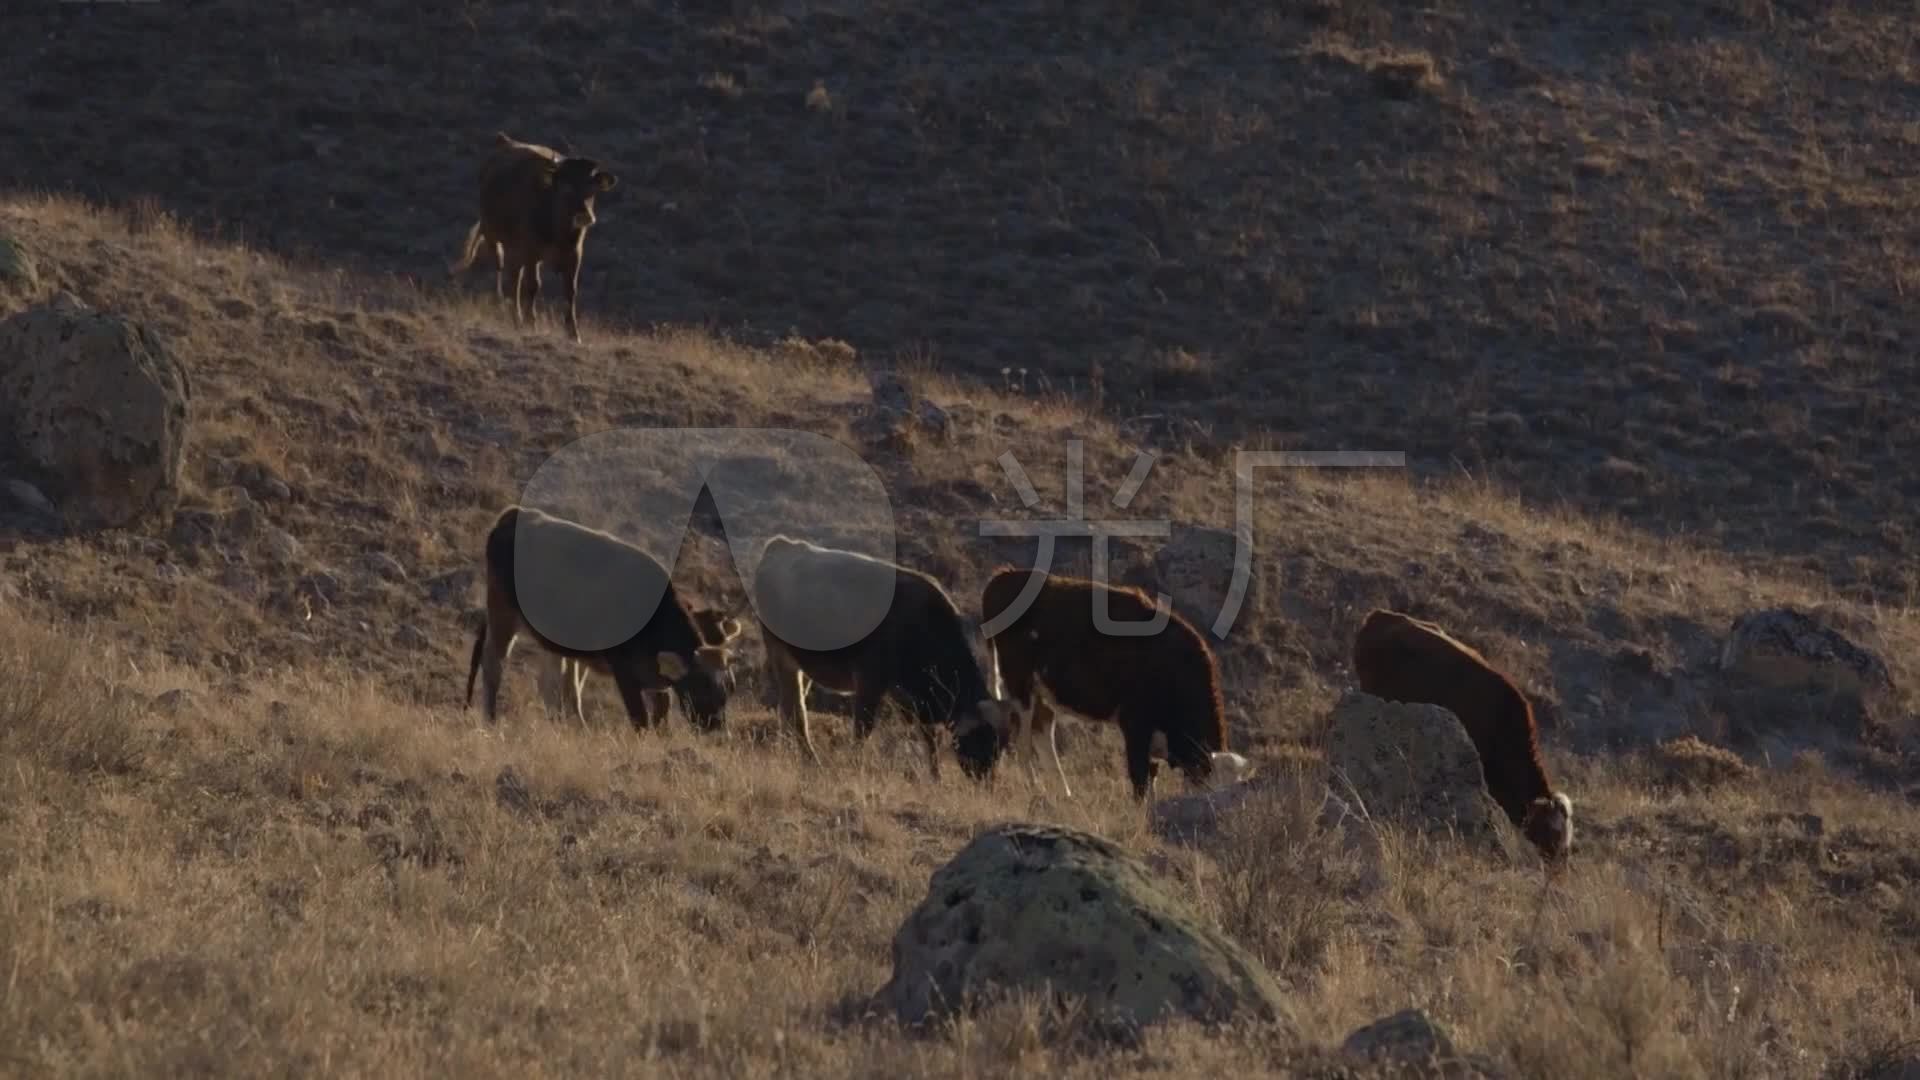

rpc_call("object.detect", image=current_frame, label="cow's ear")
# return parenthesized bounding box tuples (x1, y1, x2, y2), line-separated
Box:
(595, 170, 618, 192)
(656, 652, 689, 680)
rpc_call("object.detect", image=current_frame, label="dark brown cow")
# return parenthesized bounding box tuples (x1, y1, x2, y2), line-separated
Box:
(751, 536, 1008, 780)
(448, 132, 618, 344)
(533, 607, 745, 727)
(1350, 608, 1574, 863)
(463, 506, 736, 730)
(979, 568, 1253, 801)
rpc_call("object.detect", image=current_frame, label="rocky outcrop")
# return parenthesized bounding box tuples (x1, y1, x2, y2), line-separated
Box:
(1324, 690, 1517, 859)
(1714, 607, 1898, 751)
(875, 823, 1292, 1038)
(1719, 607, 1893, 698)
(0, 292, 193, 531)
(1341, 1008, 1510, 1078)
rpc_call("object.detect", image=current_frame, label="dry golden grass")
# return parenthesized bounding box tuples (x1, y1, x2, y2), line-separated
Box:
(0, 190, 1917, 1075)
(3, 601, 1918, 1078)
(2, 2, 1919, 1067)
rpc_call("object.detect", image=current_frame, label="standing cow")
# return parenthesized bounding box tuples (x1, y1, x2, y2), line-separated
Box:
(750, 536, 1007, 780)
(463, 506, 736, 730)
(533, 607, 745, 728)
(979, 567, 1253, 801)
(1350, 608, 1574, 863)
(448, 132, 618, 344)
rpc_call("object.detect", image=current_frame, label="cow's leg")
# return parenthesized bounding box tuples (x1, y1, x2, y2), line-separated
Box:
(851, 680, 886, 742)
(534, 650, 570, 720)
(505, 246, 534, 326)
(569, 661, 591, 725)
(479, 588, 521, 727)
(607, 659, 666, 733)
(640, 689, 672, 729)
(768, 648, 820, 764)
(1120, 718, 1156, 802)
(557, 243, 584, 344)
(918, 721, 942, 781)
(1028, 696, 1071, 799)
(523, 259, 544, 328)
(492, 240, 507, 300)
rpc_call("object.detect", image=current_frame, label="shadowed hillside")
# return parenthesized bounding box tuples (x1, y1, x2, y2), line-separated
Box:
(3, 0, 1920, 1074)
(5, 0, 1917, 594)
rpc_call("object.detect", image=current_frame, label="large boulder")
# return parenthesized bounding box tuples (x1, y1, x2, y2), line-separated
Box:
(1324, 690, 1516, 858)
(875, 822, 1292, 1038)
(1714, 607, 1897, 751)
(1149, 521, 1259, 640)
(1719, 607, 1893, 698)
(1341, 1008, 1510, 1078)
(0, 292, 193, 531)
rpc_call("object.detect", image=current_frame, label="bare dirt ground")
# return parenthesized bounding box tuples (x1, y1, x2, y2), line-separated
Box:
(1, 0, 1919, 1075)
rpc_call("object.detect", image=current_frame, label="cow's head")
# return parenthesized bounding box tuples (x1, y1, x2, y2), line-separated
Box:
(656, 611, 744, 731)
(1200, 751, 1256, 789)
(951, 698, 1012, 781)
(1524, 791, 1575, 867)
(544, 156, 618, 233)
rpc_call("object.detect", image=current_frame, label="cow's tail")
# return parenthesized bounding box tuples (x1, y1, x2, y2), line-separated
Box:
(464, 621, 487, 709)
(448, 220, 485, 276)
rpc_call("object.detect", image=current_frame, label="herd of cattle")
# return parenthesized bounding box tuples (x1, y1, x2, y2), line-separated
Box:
(461, 506, 1575, 865)
(445, 133, 1574, 866)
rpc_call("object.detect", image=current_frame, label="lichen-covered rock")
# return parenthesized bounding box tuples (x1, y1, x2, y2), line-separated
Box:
(0, 292, 193, 530)
(875, 822, 1292, 1037)
(1715, 608, 1896, 751)
(1142, 522, 1257, 640)
(1324, 690, 1515, 858)
(1341, 1008, 1510, 1078)
(1720, 607, 1892, 698)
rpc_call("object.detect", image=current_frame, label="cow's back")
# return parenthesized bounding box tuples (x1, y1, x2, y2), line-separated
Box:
(1353, 610, 1515, 714)
(752, 537, 900, 655)
(985, 569, 1223, 740)
(501, 506, 685, 654)
(1351, 609, 1545, 813)
(476, 139, 561, 233)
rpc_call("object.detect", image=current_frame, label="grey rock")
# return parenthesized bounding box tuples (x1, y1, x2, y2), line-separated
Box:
(1325, 690, 1517, 859)
(0, 293, 193, 531)
(874, 822, 1293, 1038)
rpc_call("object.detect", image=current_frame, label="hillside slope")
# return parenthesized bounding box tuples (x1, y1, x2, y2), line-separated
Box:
(5, 0, 1917, 595)
(0, 209, 1915, 1075)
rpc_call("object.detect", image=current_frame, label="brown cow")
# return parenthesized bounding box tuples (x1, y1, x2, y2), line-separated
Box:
(979, 567, 1253, 801)
(751, 536, 1008, 780)
(533, 608, 745, 727)
(463, 506, 737, 730)
(448, 132, 618, 344)
(1350, 608, 1574, 863)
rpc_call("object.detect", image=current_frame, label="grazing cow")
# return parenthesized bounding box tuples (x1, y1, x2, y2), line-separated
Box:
(463, 505, 736, 730)
(751, 536, 1008, 779)
(534, 607, 745, 727)
(1350, 608, 1574, 863)
(979, 567, 1254, 801)
(447, 132, 618, 344)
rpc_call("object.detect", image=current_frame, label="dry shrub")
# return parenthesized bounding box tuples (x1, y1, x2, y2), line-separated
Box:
(1200, 763, 1371, 979)
(1646, 735, 1757, 793)
(0, 618, 150, 778)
